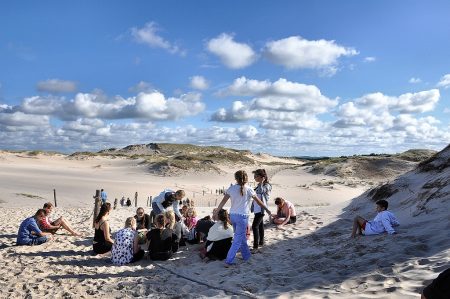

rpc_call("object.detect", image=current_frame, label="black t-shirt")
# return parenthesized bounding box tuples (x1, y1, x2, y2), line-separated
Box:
(146, 228, 177, 253)
(134, 214, 151, 230)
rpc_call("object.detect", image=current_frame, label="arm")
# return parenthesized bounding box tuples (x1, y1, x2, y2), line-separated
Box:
(381, 213, 396, 234)
(252, 195, 271, 215)
(155, 195, 166, 212)
(279, 207, 291, 226)
(216, 194, 230, 214)
(102, 221, 114, 243)
(173, 200, 182, 219)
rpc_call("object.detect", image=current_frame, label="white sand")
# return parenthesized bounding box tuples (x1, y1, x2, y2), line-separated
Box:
(0, 150, 448, 298)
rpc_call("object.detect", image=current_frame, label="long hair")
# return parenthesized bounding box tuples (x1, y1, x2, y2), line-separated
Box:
(253, 168, 269, 185)
(274, 197, 284, 214)
(95, 203, 111, 223)
(234, 170, 248, 196)
(164, 210, 175, 229)
(124, 217, 136, 229)
(218, 209, 230, 230)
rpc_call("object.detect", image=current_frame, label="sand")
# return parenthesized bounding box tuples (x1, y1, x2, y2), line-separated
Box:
(0, 150, 448, 298)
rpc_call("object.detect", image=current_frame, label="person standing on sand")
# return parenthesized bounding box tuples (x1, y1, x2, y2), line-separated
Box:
(17, 209, 54, 245)
(39, 202, 81, 236)
(152, 189, 185, 219)
(215, 170, 271, 267)
(251, 169, 272, 252)
(100, 189, 107, 205)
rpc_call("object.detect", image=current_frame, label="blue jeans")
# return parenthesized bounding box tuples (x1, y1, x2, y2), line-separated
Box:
(225, 214, 251, 265)
(152, 202, 163, 215)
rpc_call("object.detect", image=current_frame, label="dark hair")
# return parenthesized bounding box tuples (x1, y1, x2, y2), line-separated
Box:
(35, 209, 46, 217)
(95, 203, 111, 223)
(274, 197, 284, 205)
(155, 214, 165, 228)
(253, 169, 269, 185)
(43, 202, 53, 209)
(218, 209, 230, 230)
(235, 170, 248, 196)
(376, 200, 388, 210)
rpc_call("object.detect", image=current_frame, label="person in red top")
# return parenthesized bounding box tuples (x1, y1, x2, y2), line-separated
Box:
(40, 202, 82, 236)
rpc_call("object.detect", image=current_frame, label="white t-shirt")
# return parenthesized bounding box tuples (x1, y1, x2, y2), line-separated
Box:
(226, 184, 256, 215)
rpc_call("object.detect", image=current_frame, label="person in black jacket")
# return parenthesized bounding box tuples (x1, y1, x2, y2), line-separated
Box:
(134, 207, 151, 230)
(146, 214, 178, 261)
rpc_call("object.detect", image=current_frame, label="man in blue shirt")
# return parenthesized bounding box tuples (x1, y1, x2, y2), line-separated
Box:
(101, 189, 107, 205)
(152, 189, 185, 219)
(17, 209, 53, 245)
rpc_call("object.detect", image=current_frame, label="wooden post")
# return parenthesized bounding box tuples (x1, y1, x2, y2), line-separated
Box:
(134, 192, 138, 207)
(215, 198, 218, 206)
(203, 190, 205, 196)
(113, 198, 118, 210)
(93, 189, 101, 228)
(148, 196, 153, 207)
(53, 189, 57, 207)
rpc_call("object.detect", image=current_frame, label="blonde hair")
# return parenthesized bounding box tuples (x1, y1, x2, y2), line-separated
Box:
(164, 210, 175, 229)
(175, 190, 185, 198)
(124, 217, 136, 228)
(234, 170, 248, 196)
(187, 207, 197, 218)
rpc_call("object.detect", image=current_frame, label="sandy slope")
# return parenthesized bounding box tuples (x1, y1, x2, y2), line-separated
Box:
(1, 149, 447, 298)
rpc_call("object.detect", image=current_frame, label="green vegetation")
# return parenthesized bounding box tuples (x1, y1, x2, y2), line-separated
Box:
(15, 193, 45, 200)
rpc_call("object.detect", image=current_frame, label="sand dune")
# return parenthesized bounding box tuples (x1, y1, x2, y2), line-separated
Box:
(0, 145, 448, 298)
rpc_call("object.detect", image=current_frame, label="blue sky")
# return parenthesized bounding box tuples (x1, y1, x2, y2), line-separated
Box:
(1, 0, 449, 156)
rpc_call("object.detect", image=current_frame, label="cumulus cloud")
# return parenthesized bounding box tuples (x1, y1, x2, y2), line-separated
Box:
(0, 111, 49, 127)
(437, 74, 450, 89)
(131, 22, 184, 55)
(189, 76, 209, 90)
(409, 77, 422, 84)
(206, 33, 257, 69)
(36, 79, 77, 93)
(264, 36, 358, 72)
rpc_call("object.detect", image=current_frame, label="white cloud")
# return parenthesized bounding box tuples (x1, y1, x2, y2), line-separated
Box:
(0, 111, 49, 127)
(264, 36, 358, 72)
(36, 79, 77, 93)
(189, 76, 209, 90)
(131, 22, 184, 55)
(128, 81, 154, 93)
(206, 33, 257, 69)
(364, 57, 376, 62)
(437, 74, 450, 89)
(409, 77, 422, 84)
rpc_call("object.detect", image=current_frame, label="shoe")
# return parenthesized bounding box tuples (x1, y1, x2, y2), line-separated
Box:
(250, 248, 260, 254)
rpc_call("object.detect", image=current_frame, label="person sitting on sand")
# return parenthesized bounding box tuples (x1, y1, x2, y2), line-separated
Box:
(152, 189, 185, 220)
(39, 202, 81, 236)
(200, 209, 234, 261)
(195, 213, 216, 242)
(215, 170, 271, 266)
(93, 203, 114, 254)
(126, 197, 132, 207)
(17, 209, 54, 246)
(111, 217, 145, 265)
(272, 197, 297, 226)
(421, 268, 450, 299)
(134, 207, 151, 230)
(146, 214, 179, 261)
(351, 199, 400, 238)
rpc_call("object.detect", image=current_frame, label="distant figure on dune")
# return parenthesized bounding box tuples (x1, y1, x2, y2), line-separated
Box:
(251, 169, 272, 251)
(17, 209, 53, 246)
(152, 189, 185, 219)
(215, 170, 271, 267)
(39, 202, 81, 236)
(111, 217, 144, 265)
(126, 198, 132, 207)
(100, 189, 107, 205)
(93, 203, 114, 254)
(120, 196, 125, 207)
(272, 197, 297, 226)
(351, 199, 399, 238)
(422, 268, 450, 299)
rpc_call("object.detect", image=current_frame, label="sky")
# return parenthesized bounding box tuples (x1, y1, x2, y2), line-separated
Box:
(1, 0, 450, 156)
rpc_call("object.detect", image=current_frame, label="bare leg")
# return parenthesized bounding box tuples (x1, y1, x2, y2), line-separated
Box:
(351, 216, 366, 238)
(55, 217, 81, 236)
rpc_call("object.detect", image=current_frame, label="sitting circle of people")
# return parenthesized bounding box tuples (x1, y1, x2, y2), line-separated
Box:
(16, 169, 402, 270)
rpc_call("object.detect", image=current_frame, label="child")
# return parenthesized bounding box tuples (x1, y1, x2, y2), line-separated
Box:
(184, 207, 198, 230)
(351, 199, 399, 238)
(215, 170, 271, 267)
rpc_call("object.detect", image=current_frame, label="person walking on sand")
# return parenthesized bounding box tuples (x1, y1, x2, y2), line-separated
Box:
(39, 202, 82, 236)
(100, 189, 107, 205)
(251, 169, 272, 252)
(215, 170, 271, 267)
(152, 189, 185, 219)
(17, 209, 53, 246)
(351, 199, 399, 238)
